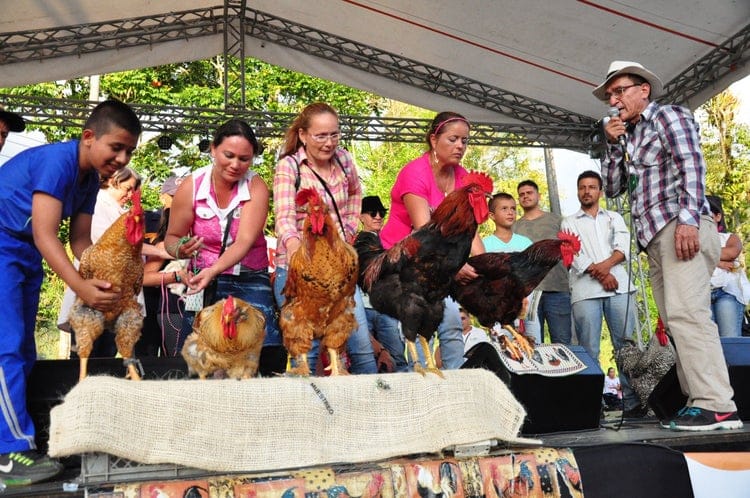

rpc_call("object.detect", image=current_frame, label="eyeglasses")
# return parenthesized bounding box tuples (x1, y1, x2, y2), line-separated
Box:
(366, 210, 387, 218)
(604, 84, 641, 101)
(309, 132, 341, 143)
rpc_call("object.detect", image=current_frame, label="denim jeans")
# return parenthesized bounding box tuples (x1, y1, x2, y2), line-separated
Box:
(711, 287, 744, 338)
(365, 308, 409, 372)
(525, 291, 573, 344)
(178, 271, 281, 354)
(572, 292, 639, 411)
(273, 267, 377, 374)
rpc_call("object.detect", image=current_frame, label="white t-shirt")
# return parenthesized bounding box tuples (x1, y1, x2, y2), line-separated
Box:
(603, 375, 620, 395)
(462, 327, 490, 354)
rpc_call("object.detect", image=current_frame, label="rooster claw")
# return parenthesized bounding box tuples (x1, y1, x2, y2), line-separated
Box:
(123, 358, 144, 381)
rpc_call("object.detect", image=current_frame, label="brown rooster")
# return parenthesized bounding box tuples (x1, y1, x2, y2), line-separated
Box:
(69, 190, 145, 381)
(362, 172, 494, 376)
(279, 188, 359, 376)
(181, 295, 266, 379)
(451, 231, 581, 360)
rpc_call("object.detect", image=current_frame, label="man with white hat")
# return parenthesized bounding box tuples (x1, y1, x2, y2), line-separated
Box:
(0, 107, 25, 153)
(594, 61, 741, 431)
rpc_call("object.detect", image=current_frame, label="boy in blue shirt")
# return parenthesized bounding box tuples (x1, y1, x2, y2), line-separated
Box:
(0, 99, 141, 486)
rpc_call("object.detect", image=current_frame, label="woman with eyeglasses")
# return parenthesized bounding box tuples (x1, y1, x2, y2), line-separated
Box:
(378, 111, 484, 371)
(273, 102, 376, 375)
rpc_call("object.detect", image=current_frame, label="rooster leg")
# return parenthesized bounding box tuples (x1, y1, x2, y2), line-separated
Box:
(123, 358, 142, 381)
(286, 354, 311, 376)
(418, 336, 444, 378)
(325, 348, 350, 376)
(406, 340, 425, 376)
(79, 357, 90, 382)
(502, 325, 534, 357)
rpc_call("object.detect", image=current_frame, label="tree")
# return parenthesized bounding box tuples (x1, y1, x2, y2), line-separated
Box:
(700, 89, 750, 263)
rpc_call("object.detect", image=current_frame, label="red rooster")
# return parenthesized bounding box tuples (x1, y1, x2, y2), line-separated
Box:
(450, 231, 580, 359)
(362, 172, 494, 376)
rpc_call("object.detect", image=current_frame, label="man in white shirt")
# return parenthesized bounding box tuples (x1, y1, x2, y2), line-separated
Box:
(562, 170, 642, 417)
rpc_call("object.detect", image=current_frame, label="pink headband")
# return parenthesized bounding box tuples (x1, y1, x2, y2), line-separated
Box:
(433, 116, 470, 136)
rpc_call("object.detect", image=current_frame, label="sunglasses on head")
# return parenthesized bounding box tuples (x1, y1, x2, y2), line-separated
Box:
(366, 210, 387, 218)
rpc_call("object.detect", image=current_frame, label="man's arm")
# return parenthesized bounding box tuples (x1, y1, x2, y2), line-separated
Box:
(32, 192, 119, 311)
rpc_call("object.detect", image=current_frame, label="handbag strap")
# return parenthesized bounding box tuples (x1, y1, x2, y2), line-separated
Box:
(218, 206, 237, 256)
(305, 164, 347, 236)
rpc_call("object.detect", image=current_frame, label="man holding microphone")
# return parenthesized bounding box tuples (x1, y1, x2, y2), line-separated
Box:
(594, 61, 741, 431)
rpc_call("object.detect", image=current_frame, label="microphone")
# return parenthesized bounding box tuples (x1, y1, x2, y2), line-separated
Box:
(607, 106, 630, 162)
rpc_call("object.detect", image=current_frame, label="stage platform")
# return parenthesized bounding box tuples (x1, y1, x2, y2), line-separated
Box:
(12, 358, 750, 497)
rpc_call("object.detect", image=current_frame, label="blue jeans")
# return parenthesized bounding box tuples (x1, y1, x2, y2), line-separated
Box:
(414, 297, 465, 370)
(711, 287, 744, 338)
(273, 267, 377, 374)
(178, 270, 282, 352)
(572, 292, 639, 411)
(525, 291, 573, 344)
(365, 308, 409, 372)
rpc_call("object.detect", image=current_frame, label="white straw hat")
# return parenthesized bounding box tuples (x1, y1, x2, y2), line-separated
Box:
(592, 60, 664, 101)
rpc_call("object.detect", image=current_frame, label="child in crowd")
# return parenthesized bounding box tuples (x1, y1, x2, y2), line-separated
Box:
(0, 99, 141, 485)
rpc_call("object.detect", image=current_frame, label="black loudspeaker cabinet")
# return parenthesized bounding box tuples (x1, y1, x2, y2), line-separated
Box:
(649, 336, 750, 420)
(496, 345, 604, 434)
(27, 357, 189, 452)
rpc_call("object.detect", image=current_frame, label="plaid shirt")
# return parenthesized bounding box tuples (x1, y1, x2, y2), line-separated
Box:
(601, 101, 710, 249)
(273, 146, 362, 268)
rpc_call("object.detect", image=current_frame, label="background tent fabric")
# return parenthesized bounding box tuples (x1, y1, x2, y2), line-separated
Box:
(1, 0, 749, 135)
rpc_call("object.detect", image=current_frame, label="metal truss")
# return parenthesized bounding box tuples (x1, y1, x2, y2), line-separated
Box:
(606, 197, 653, 342)
(0, 93, 593, 149)
(0, 7, 222, 64)
(664, 23, 750, 106)
(240, 7, 592, 128)
(223, 0, 247, 108)
(1, 3, 745, 149)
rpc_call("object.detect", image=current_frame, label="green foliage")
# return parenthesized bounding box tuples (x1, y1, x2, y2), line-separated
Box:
(699, 90, 750, 266)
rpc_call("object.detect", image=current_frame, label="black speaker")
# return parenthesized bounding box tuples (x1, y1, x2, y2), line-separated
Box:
(27, 357, 189, 452)
(496, 345, 604, 434)
(649, 336, 750, 420)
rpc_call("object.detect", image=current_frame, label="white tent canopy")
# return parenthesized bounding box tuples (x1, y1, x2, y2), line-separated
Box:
(1, 0, 749, 136)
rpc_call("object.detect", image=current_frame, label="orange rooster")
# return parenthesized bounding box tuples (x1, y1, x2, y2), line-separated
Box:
(279, 188, 359, 376)
(451, 231, 581, 360)
(181, 295, 266, 379)
(362, 172, 494, 376)
(69, 190, 145, 381)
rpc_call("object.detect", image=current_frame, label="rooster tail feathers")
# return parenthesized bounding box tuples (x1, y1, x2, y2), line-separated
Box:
(461, 171, 494, 194)
(362, 252, 385, 292)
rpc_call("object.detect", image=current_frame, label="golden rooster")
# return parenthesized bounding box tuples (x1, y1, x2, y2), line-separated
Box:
(181, 295, 266, 379)
(279, 188, 359, 376)
(69, 190, 145, 381)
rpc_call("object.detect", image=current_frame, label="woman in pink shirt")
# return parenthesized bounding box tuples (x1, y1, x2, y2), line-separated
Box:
(379, 112, 484, 370)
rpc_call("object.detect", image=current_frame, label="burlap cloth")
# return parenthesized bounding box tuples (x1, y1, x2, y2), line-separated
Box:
(49, 369, 538, 473)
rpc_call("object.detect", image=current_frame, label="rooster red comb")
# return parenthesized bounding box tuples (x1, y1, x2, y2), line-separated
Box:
(461, 171, 494, 194)
(130, 189, 143, 213)
(557, 229, 582, 251)
(296, 188, 323, 208)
